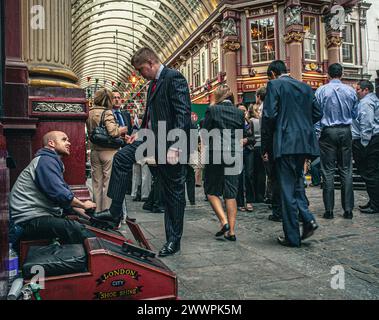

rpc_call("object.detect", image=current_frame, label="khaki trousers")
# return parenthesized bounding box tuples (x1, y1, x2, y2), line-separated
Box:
(90, 149, 117, 212)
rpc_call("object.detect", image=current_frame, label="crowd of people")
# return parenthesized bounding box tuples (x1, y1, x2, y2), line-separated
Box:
(8, 47, 379, 256)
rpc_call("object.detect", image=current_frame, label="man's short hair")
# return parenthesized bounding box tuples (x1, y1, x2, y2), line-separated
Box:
(357, 79, 374, 93)
(131, 47, 160, 67)
(112, 89, 121, 96)
(328, 63, 343, 78)
(267, 60, 287, 78)
(256, 86, 267, 102)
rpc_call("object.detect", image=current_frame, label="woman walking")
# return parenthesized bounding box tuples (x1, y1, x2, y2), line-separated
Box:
(202, 85, 244, 241)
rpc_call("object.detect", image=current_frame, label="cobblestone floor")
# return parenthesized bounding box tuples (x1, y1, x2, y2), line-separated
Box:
(97, 181, 379, 300)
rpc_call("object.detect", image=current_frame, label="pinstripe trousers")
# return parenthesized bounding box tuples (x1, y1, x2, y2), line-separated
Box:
(107, 141, 142, 203)
(107, 141, 187, 244)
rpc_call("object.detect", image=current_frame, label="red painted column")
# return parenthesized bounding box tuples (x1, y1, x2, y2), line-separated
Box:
(0, 125, 9, 299)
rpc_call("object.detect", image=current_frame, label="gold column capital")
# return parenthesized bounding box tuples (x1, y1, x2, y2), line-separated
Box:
(284, 31, 305, 44)
(326, 36, 343, 48)
(223, 41, 241, 53)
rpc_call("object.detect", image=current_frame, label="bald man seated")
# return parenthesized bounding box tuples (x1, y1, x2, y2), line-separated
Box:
(9, 131, 97, 249)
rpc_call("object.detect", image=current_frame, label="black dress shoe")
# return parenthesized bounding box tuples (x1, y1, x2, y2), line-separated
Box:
(359, 202, 371, 210)
(277, 236, 300, 248)
(268, 214, 282, 222)
(322, 211, 334, 219)
(92, 210, 116, 221)
(301, 220, 318, 240)
(90, 210, 120, 230)
(158, 242, 180, 257)
(360, 207, 379, 214)
(343, 211, 353, 219)
(215, 223, 230, 237)
(224, 233, 236, 241)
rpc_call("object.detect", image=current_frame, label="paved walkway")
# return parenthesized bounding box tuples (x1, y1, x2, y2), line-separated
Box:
(90, 180, 379, 300)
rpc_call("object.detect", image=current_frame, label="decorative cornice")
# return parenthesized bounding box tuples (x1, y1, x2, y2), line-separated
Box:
(283, 31, 305, 43)
(326, 36, 343, 48)
(32, 102, 85, 113)
(222, 41, 241, 52)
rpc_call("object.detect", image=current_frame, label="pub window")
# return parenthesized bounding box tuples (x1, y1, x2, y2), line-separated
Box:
(210, 40, 219, 79)
(341, 23, 355, 64)
(250, 17, 276, 63)
(193, 53, 201, 88)
(303, 16, 317, 60)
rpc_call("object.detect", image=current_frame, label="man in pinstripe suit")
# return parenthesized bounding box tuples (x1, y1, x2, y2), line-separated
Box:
(99, 47, 191, 257)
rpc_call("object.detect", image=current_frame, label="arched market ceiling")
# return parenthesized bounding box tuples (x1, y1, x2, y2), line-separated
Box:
(72, 0, 220, 91)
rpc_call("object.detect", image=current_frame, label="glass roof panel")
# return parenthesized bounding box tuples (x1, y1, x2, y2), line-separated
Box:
(72, 0, 220, 89)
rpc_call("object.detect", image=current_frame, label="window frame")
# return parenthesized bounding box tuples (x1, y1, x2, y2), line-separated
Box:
(249, 15, 277, 65)
(341, 22, 356, 65)
(303, 15, 318, 62)
(192, 52, 201, 88)
(210, 39, 219, 80)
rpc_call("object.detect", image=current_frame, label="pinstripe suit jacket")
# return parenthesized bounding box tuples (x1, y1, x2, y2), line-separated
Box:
(141, 66, 192, 151)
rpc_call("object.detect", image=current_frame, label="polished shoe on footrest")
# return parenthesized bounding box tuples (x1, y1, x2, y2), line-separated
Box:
(158, 242, 180, 257)
(92, 210, 116, 221)
(90, 210, 121, 230)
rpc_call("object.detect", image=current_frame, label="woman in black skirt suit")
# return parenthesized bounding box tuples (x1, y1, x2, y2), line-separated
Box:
(202, 85, 245, 241)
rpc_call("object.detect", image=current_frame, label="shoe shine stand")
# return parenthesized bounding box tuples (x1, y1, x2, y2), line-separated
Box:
(19, 218, 177, 300)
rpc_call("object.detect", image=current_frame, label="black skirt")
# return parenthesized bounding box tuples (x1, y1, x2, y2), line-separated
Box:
(204, 164, 239, 199)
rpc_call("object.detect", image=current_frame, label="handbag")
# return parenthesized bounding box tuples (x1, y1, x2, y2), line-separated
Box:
(89, 110, 125, 149)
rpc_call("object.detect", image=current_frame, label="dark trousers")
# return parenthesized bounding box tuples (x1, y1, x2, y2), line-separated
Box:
(352, 136, 379, 210)
(186, 165, 195, 203)
(237, 149, 254, 207)
(310, 157, 321, 186)
(146, 165, 164, 210)
(108, 142, 187, 244)
(276, 155, 315, 246)
(252, 146, 266, 202)
(264, 158, 281, 217)
(20, 216, 95, 244)
(319, 126, 354, 212)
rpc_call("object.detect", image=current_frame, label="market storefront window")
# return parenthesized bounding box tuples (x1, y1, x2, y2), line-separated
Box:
(342, 23, 356, 64)
(303, 15, 317, 61)
(250, 17, 276, 63)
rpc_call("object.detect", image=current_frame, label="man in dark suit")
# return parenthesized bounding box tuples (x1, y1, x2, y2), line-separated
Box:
(112, 90, 133, 196)
(262, 60, 321, 247)
(100, 47, 191, 257)
(112, 90, 133, 136)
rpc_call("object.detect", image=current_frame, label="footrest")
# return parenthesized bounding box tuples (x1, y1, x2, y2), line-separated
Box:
(122, 242, 156, 259)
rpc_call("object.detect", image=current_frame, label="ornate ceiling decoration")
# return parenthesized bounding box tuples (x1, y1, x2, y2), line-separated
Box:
(72, 0, 220, 91)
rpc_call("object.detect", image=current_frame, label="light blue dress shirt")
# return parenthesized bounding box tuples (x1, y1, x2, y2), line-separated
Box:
(351, 92, 379, 146)
(315, 79, 358, 128)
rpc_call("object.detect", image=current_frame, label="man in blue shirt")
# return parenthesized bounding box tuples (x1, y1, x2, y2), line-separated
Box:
(352, 80, 379, 214)
(315, 63, 358, 219)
